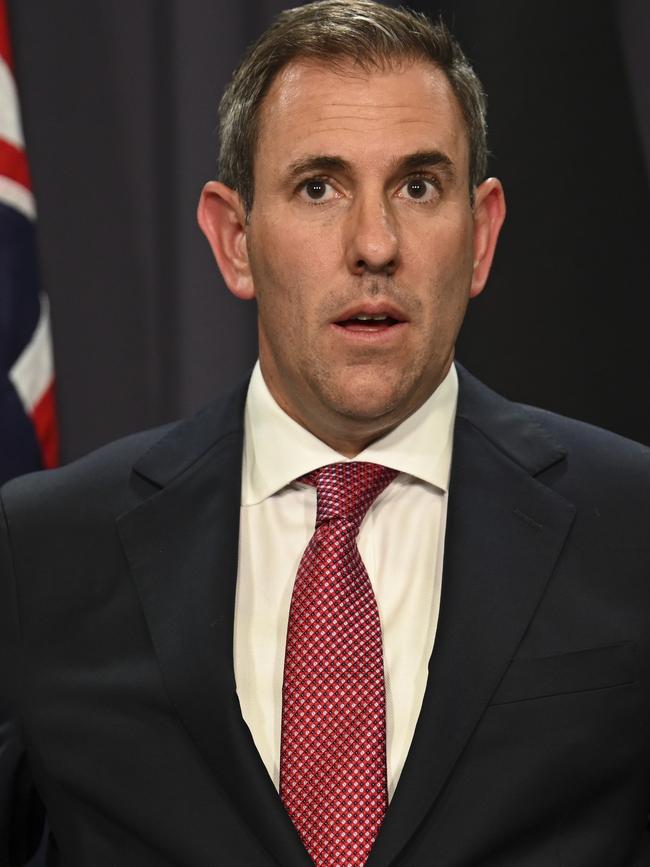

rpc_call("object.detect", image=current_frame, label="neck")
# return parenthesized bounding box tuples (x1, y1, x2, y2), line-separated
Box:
(257, 350, 453, 458)
(260, 373, 443, 458)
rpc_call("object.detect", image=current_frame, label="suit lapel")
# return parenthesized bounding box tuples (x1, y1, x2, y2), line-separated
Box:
(116, 382, 311, 867)
(368, 367, 576, 866)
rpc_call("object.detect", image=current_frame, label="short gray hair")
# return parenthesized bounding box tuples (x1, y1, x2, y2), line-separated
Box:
(218, 0, 488, 213)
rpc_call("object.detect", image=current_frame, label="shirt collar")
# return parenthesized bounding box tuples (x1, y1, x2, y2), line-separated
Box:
(242, 361, 458, 505)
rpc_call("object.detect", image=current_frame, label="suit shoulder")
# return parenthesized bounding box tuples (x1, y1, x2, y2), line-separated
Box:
(455, 365, 649, 495)
(0, 375, 249, 533)
(521, 403, 650, 474)
(0, 423, 177, 526)
(513, 403, 650, 532)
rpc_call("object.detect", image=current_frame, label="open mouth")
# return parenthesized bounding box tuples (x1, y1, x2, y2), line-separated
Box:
(336, 313, 401, 331)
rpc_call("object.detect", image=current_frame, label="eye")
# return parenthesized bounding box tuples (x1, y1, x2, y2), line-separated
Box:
(396, 176, 440, 203)
(298, 178, 340, 204)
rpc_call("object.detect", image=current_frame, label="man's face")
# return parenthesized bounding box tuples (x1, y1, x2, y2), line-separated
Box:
(222, 59, 503, 453)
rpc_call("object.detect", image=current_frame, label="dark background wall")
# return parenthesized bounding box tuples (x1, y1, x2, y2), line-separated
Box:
(7, 0, 650, 464)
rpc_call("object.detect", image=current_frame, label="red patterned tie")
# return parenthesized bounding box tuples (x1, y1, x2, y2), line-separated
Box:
(280, 461, 398, 867)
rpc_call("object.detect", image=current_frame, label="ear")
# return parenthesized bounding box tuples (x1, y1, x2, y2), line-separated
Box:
(197, 181, 255, 300)
(469, 177, 506, 298)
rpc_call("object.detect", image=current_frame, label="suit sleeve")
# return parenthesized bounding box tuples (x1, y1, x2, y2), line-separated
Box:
(0, 491, 45, 866)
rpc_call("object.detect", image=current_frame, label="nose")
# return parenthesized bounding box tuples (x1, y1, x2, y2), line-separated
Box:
(345, 192, 399, 276)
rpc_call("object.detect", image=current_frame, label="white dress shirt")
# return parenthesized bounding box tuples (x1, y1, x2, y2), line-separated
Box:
(234, 362, 458, 799)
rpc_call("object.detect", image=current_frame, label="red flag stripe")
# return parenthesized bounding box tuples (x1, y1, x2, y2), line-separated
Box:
(0, 0, 13, 70)
(0, 138, 31, 190)
(30, 381, 59, 469)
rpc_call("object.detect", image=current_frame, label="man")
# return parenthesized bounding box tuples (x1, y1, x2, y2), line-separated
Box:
(1, 1, 648, 865)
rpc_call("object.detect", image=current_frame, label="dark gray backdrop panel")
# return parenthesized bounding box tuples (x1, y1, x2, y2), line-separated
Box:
(10, 2, 170, 460)
(620, 0, 650, 181)
(413, 0, 650, 443)
(8, 0, 650, 466)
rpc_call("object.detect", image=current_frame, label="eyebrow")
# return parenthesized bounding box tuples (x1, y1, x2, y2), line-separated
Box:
(285, 155, 352, 182)
(284, 149, 457, 185)
(396, 150, 456, 182)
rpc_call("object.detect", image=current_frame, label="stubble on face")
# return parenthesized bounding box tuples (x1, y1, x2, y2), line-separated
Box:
(251, 259, 472, 451)
(261, 274, 430, 418)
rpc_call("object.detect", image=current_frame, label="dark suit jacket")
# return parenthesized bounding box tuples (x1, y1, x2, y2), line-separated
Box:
(1, 366, 649, 866)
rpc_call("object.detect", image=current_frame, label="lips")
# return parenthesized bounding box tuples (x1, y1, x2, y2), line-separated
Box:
(337, 314, 399, 330)
(330, 301, 408, 340)
(333, 302, 407, 331)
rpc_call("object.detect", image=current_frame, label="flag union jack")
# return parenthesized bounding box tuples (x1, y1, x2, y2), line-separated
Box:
(0, 0, 58, 484)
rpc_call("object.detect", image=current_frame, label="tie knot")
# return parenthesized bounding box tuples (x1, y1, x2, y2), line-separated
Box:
(301, 462, 397, 528)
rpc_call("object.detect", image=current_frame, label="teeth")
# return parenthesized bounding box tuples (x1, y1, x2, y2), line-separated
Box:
(355, 314, 388, 321)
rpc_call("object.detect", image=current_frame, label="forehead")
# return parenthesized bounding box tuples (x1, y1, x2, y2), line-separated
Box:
(255, 58, 469, 178)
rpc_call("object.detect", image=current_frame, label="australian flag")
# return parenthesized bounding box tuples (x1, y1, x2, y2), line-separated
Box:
(0, 0, 58, 485)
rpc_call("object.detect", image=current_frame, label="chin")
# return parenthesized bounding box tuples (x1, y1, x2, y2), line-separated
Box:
(302, 361, 430, 430)
(324, 382, 411, 425)
(322, 358, 447, 428)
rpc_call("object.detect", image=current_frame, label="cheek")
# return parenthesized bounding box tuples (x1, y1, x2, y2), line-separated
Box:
(252, 228, 335, 321)
(251, 254, 311, 353)
(251, 213, 312, 284)
(427, 226, 475, 292)
(406, 233, 474, 335)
